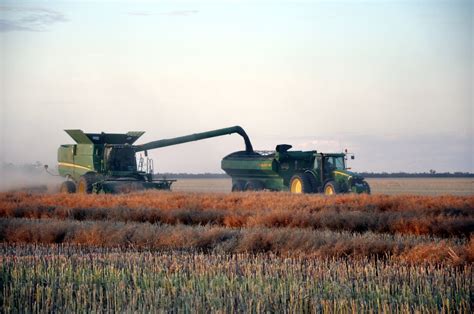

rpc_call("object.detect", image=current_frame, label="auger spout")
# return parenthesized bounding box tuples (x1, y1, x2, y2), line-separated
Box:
(135, 126, 253, 153)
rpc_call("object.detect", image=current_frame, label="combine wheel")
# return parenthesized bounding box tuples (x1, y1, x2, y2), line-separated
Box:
(232, 181, 246, 192)
(244, 180, 264, 191)
(77, 174, 97, 194)
(290, 173, 314, 194)
(323, 181, 340, 195)
(60, 181, 76, 193)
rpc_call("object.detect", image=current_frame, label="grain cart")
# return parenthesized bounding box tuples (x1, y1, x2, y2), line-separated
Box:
(57, 126, 253, 193)
(221, 144, 370, 195)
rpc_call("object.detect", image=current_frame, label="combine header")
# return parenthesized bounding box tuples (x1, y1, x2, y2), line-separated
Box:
(57, 126, 251, 193)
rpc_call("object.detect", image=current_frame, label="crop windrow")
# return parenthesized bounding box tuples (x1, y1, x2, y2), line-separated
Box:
(0, 192, 473, 237)
(1, 218, 472, 264)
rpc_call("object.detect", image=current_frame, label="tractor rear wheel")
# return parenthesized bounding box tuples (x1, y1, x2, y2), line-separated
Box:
(305, 172, 318, 193)
(60, 181, 76, 193)
(232, 181, 246, 192)
(245, 180, 264, 191)
(323, 181, 340, 195)
(77, 174, 97, 194)
(290, 173, 314, 194)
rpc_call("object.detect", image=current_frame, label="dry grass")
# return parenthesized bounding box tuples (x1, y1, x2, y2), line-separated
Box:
(0, 218, 472, 264)
(2, 191, 472, 213)
(0, 191, 472, 264)
(1, 192, 472, 237)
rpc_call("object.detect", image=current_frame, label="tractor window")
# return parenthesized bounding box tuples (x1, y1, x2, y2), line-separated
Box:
(324, 156, 345, 171)
(334, 157, 345, 170)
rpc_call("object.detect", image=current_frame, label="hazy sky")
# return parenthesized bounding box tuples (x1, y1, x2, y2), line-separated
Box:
(0, 0, 472, 173)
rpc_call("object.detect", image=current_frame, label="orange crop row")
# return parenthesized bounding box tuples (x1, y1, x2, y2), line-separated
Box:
(1, 192, 472, 237)
(1, 218, 472, 265)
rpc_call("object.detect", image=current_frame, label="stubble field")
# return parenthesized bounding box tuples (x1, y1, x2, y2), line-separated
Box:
(0, 186, 472, 312)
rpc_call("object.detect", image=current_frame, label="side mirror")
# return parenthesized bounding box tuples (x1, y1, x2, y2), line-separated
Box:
(44, 165, 49, 169)
(351, 156, 355, 160)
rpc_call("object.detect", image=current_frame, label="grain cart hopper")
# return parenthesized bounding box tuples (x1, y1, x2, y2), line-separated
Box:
(221, 144, 370, 195)
(57, 126, 253, 193)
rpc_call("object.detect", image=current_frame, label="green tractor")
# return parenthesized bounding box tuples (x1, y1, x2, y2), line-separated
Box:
(221, 144, 370, 195)
(56, 126, 253, 194)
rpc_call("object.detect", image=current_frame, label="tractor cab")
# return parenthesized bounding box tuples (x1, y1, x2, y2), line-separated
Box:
(312, 153, 368, 194)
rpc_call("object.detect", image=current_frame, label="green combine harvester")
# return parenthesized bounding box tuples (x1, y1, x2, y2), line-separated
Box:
(56, 125, 370, 195)
(57, 126, 252, 193)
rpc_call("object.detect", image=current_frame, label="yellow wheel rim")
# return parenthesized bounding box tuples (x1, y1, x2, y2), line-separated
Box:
(324, 185, 335, 195)
(77, 181, 86, 193)
(290, 178, 303, 193)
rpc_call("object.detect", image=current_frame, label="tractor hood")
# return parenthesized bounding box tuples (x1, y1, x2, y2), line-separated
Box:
(332, 169, 364, 180)
(332, 169, 369, 193)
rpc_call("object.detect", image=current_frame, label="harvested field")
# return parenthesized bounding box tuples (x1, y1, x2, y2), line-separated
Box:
(171, 177, 474, 195)
(1, 191, 472, 312)
(366, 178, 474, 196)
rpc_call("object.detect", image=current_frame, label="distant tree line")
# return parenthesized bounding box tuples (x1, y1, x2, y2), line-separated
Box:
(2, 163, 473, 178)
(155, 173, 230, 179)
(359, 172, 474, 178)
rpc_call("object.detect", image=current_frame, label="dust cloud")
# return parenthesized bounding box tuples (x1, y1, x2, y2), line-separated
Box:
(0, 163, 62, 193)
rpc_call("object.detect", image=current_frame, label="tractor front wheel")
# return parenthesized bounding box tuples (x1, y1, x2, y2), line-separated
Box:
(323, 181, 340, 195)
(60, 181, 76, 193)
(362, 181, 371, 194)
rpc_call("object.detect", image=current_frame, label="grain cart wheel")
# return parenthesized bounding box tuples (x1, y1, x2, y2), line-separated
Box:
(60, 181, 76, 193)
(77, 174, 97, 194)
(323, 181, 339, 195)
(304, 172, 318, 193)
(232, 181, 246, 192)
(245, 180, 264, 191)
(290, 173, 313, 194)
